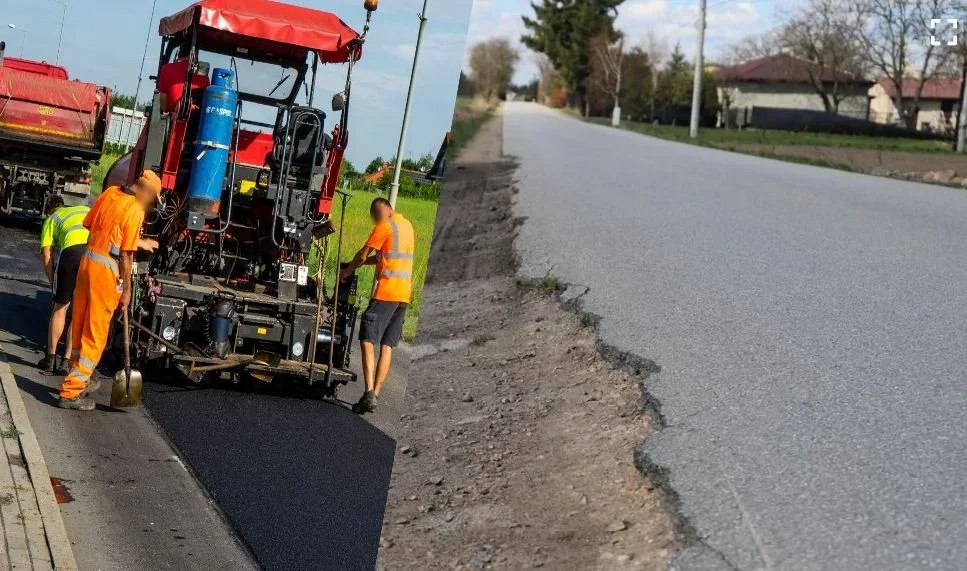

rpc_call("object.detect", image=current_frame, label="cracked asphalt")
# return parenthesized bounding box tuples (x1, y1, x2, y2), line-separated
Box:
(506, 103, 967, 570)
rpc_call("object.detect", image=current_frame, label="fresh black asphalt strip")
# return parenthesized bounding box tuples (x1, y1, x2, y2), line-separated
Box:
(143, 381, 394, 571)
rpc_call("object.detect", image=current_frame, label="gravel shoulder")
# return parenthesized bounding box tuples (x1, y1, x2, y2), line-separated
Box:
(377, 109, 677, 570)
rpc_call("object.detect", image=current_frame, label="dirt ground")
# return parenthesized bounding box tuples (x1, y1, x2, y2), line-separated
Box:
(376, 112, 678, 570)
(722, 143, 967, 177)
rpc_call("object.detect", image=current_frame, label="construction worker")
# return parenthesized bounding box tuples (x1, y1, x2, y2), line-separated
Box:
(340, 197, 415, 414)
(58, 171, 161, 411)
(38, 195, 89, 375)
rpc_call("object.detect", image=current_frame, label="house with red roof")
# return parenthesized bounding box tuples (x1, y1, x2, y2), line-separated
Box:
(868, 77, 963, 133)
(712, 53, 873, 120)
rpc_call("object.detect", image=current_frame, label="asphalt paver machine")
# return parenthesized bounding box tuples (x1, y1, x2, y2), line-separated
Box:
(104, 0, 380, 396)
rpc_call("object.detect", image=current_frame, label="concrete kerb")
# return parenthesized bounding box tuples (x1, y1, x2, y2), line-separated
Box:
(0, 344, 78, 571)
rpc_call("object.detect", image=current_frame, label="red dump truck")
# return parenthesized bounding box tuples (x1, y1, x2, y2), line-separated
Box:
(0, 40, 111, 220)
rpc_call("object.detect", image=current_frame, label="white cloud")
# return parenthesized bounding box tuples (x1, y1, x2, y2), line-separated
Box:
(618, 0, 768, 62)
(388, 31, 470, 68)
(621, 0, 669, 22)
(388, 43, 417, 60)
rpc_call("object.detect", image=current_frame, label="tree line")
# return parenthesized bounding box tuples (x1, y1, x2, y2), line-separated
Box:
(339, 153, 440, 201)
(463, 0, 720, 124)
(463, 0, 967, 130)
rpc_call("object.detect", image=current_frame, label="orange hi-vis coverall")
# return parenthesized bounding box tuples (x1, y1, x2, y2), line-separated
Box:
(61, 186, 145, 400)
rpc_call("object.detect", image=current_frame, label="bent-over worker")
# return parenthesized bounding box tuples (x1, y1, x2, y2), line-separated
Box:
(340, 197, 415, 414)
(39, 195, 90, 375)
(58, 172, 161, 411)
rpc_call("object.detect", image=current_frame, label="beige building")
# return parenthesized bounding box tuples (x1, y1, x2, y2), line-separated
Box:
(868, 77, 962, 134)
(712, 54, 873, 119)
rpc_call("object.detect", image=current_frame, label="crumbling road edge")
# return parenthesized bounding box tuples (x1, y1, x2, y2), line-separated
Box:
(0, 344, 78, 571)
(510, 192, 736, 569)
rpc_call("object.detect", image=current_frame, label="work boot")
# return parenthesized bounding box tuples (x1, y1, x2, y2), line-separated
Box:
(353, 391, 378, 414)
(54, 356, 70, 376)
(81, 377, 102, 397)
(38, 353, 56, 374)
(58, 395, 95, 411)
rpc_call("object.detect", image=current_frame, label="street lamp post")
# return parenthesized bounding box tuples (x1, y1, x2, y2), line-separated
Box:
(388, 0, 429, 209)
(7, 24, 26, 58)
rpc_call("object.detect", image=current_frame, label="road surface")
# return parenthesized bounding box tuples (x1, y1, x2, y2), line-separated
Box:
(505, 102, 967, 570)
(0, 220, 405, 570)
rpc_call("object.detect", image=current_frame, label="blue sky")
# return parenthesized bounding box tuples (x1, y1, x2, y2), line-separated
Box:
(466, 0, 784, 83)
(0, 0, 474, 167)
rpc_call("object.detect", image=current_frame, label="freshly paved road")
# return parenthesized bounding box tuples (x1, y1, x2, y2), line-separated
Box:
(0, 220, 405, 570)
(505, 103, 967, 570)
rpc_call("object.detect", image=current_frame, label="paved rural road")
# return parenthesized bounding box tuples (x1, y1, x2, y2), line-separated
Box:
(0, 220, 405, 570)
(505, 102, 967, 571)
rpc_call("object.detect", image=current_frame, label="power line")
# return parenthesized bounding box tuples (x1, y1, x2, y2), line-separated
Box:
(122, 0, 158, 151)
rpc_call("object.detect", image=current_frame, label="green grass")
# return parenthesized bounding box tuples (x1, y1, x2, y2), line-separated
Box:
(586, 117, 952, 153)
(0, 427, 23, 439)
(92, 152, 122, 195)
(308, 189, 437, 341)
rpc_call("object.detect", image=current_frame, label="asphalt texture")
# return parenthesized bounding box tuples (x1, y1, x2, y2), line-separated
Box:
(0, 220, 406, 571)
(505, 103, 967, 570)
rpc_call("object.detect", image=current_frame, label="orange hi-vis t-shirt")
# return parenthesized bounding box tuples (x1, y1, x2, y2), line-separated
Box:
(366, 212, 415, 303)
(84, 186, 144, 259)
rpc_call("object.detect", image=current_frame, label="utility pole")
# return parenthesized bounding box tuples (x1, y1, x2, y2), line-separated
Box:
(958, 35, 967, 152)
(689, 0, 707, 139)
(388, 0, 429, 209)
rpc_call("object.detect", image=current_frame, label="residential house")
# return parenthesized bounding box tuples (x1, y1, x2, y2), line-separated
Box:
(712, 53, 873, 120)
(868, 77, 963, 134)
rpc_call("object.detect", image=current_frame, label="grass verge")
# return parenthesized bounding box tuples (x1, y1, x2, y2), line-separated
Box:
(92, 152, 122, 195)
(449, 97, 497, 159)
(585, 117, 952, 153)
(310, 189, 437, 342)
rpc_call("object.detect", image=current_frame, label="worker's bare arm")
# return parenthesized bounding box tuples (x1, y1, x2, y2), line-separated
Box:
(119, 251, 135, 310)
(363, 253, 379, 265)
(340, 246, 376, 280)
(41, 247, 54, 286)
(138, 238, 159, 253)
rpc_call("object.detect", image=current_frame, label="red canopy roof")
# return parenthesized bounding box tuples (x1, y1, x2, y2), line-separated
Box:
(159, 0, 361, 64)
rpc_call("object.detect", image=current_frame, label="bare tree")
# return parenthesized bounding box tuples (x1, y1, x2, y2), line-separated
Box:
(644, 31, 669, 71)
(782, 0, 867, 114)
(468, 38, 520, 101)
(534, 53, 559, 104)
(724, 30, 784, 64)
(591, 32, 626, 124)
(851, 0, 962, 129)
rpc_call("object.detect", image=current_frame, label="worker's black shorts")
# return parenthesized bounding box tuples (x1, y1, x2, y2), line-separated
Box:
(53, 244, 85, 305)
(359, 300, 408, 348)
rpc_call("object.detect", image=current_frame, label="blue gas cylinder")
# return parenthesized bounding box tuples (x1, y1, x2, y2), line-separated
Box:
(187, 68, 237, 216)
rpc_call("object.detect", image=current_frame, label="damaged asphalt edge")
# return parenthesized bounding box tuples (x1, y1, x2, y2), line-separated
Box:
(0, 343, 78, 570)
(501, 154, 733, 569)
